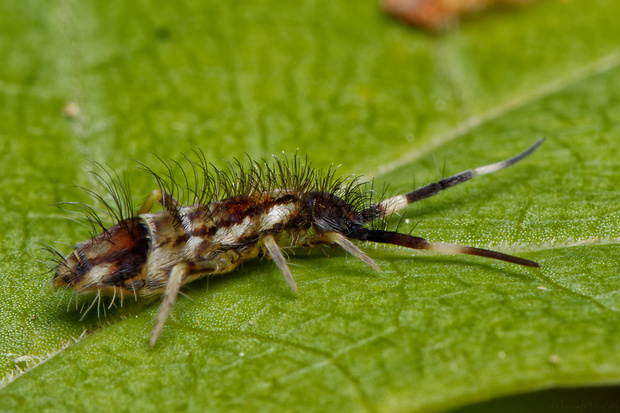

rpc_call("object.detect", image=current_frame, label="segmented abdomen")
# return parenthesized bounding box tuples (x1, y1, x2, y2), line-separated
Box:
(53, 218, 151, 294)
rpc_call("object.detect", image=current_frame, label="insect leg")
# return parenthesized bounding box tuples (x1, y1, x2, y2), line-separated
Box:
(301, 232, 381, 272)
(261, 234, 298, 293)
(139, 190, 180, 214)
(150, 262, 190, 347)
(360, 139, 544, 221)
(351, 228, 539, 267)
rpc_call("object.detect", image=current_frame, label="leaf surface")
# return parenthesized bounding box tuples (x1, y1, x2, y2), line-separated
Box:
(1, 0, 619, 411)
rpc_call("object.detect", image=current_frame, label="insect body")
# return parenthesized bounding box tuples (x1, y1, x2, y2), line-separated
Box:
(52, 140, 543, 346)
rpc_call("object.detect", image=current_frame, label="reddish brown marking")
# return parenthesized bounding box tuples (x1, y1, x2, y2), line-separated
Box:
(53, 219, 151, 289)
(191, 225, 208, 237)
(172, 233, 189, 247)
(223, 196, 263, 223)
(211, 194, 301, 229)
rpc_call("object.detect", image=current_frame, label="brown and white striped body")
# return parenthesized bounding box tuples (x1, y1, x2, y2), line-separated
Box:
(52, 140, 543, 346)
(54, 190, 308, 297)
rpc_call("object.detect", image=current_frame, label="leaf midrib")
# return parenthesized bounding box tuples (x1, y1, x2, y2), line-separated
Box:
(371, 52, 620, 178)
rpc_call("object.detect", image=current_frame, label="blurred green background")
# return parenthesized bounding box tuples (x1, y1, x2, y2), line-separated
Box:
(1, 0, 619, 411)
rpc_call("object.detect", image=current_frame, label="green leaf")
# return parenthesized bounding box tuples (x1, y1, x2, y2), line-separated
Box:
(1, 0, 619, 411)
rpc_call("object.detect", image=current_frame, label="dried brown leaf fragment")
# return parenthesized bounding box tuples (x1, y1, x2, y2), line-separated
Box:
(382, 0, 540, 31)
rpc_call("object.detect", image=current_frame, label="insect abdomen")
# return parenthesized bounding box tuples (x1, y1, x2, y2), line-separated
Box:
(53, 219, 151, 294)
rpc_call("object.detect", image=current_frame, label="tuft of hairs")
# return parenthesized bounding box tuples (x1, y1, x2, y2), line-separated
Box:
(60, 152, 385, 237)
